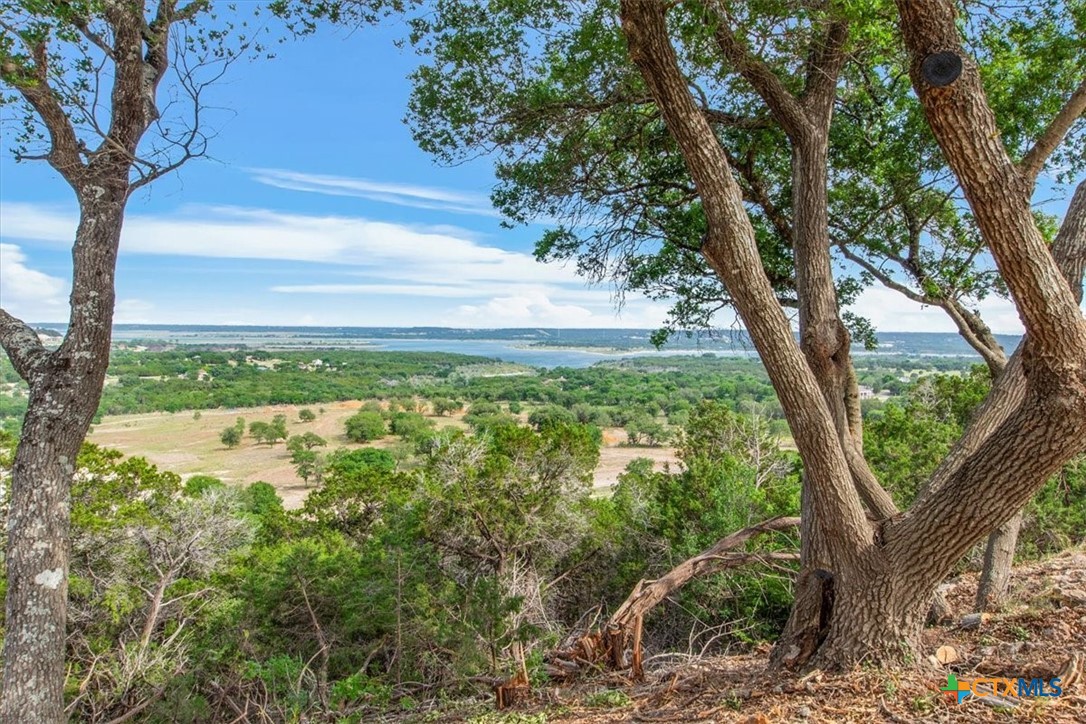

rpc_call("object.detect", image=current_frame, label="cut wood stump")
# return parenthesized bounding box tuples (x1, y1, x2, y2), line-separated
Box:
(495, 642, 532, 709)
(935, 645, 959, 665)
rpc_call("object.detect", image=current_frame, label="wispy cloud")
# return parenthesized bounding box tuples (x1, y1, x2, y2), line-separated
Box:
(4, 200, 1055, 332)
(246, 168, 501, 218)
(1, 202, 586, 285)
(443, 291, 671, 328)
(114, 298, 156, 324)
(0, 243, 69, 321)
(847, 286, 1029, 336)
(0, 201, 662, 327)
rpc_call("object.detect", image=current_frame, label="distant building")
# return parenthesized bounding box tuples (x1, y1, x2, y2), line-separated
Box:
(858, 385, 875, 400)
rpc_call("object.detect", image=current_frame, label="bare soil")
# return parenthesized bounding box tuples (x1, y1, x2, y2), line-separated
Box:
(89, 405, 678, 509)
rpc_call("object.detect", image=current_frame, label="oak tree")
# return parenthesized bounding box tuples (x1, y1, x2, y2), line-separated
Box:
(408, 0, 1086, 668)
(0, 1, 282, 718)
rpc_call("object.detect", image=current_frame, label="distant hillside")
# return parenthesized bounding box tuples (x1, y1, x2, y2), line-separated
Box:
(29, 324, 1023, 357)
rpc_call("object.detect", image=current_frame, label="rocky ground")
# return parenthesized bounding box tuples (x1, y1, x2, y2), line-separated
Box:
(408, 547, 1086, 723)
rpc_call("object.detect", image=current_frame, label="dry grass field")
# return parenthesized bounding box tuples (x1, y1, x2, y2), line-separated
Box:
(89, 402, 678, 509)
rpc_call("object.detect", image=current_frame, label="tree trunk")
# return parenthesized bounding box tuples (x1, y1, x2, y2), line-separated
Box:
(974, 180, 1085, 611)
(772, 480, 835, 668)
(810, 560, 930, 669)
(1, 196, 123, 723)
(711, 11, 899, 665)
(2, 386, 81, 722)
(620, 0, 1086, 670)
(976, 514, 1021, 611)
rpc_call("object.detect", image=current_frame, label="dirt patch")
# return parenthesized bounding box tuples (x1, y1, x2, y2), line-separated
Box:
(91, 403, 365, 508)
(595, 445, 678, 489)
(90, 406, 677, 509)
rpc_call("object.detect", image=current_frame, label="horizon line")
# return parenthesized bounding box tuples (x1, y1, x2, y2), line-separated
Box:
(28, 322, 1024, 337)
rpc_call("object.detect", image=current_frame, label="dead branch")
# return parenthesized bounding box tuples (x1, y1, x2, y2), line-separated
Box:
(548, 516, 800, 681)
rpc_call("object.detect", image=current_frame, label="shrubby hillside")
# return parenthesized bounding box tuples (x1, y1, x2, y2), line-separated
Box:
(0, 369, 1080, 721)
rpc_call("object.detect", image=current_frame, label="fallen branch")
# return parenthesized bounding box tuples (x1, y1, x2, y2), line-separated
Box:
(549, 516, 800, 680)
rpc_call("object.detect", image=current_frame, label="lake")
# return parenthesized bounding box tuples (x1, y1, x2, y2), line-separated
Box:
(104, 328, 742, 368)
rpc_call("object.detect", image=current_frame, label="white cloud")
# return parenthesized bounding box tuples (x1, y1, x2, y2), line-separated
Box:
(0, 201, 664, 327)
(272, 283, 501, 297)
(7, 200, 1073, 332)
(246, 168, 500, 217)
(847, 285, 1029, 335)
(0, 203, 76, 244)
(445, 291, 670, 329)
(0, 243, 68, 321)
(1, 199, 608, 297)
(448, 293, 597, 327)
(0, 201, 576, 284)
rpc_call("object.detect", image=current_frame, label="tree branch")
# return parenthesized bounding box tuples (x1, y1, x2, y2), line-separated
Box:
(920, 180, 1086, 500)
(727, 146, 793, 243)
(895, 0, 1086, 361)
(837, 243, 925, 304)
(620, 0, 872, 557)
(836, 242, 1007, 374)
(104, 0, 171, 154)
(707, 1, 809, 137)
(801, 18, 850, 120)
(0, 309, 50, 383)
(939, 298, 1007, 375)
(551, 516, 800, 678)
(1018, 77, 1086, 187)
(839, 439, 898, 519)
(887, 382, 1085, 584)
(1053, 179, 1086, 305)
(703, 108, 772, 129)
(70, 16, 117, 60)
(0, 28, 87, 183)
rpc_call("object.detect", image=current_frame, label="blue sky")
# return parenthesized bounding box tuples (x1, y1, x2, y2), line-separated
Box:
(0, 14, 1079, 331)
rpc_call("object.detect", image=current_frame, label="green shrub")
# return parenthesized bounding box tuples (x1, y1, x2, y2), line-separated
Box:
(344, 410, 388, 442)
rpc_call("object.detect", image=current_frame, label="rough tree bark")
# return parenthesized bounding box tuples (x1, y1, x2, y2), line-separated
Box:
(708, 2, 900, 662)
(0, 192, 125, 721)
(975, 180, 1086, 610)
(0, 3, 210, 720)
(895, 2, 1086, 615)
(619, 0, 1086, 668)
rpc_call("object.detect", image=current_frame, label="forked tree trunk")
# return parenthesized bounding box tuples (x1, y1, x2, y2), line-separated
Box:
(1, 195, 124, 723)
(620, 0, 1086, 670)
(711, 9, 900, 664)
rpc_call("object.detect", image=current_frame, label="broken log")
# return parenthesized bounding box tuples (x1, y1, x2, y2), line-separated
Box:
(550, 516, 800, 679)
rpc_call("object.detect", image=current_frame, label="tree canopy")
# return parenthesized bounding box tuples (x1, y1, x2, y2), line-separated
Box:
(406, 0, 1086, 668)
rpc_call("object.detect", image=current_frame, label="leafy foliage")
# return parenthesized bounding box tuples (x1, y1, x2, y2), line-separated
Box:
(865, 369, 1086, 555)
(344, 410, 387, 443)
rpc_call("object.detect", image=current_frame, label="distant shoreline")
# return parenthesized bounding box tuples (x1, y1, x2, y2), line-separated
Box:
(26, 323, 1023, 361)
(515, 343, 638, 354)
